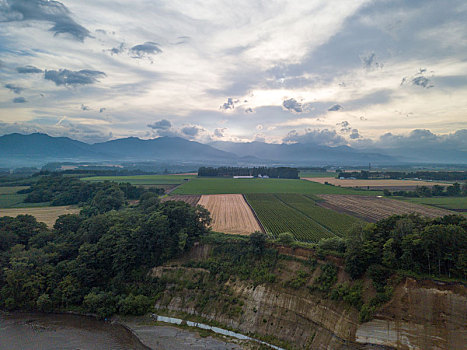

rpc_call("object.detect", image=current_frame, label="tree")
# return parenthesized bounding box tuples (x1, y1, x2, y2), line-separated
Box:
(250, 231, 267, 255)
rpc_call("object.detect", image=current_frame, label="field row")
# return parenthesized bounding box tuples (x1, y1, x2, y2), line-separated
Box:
(317, 194, 453, 222)
(245, 194, 359, 242)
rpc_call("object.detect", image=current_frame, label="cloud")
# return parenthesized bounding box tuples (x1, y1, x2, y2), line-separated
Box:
(401, 68, 434, 89)
(361, 52, 383, 70)
(147, 119, 171, 130)
(130, 42, 162, 58)
(283, 128, 346, 146)
(81, 104, 90, 111)
(245, 107, 254, 113)
(44, 69, 106, 86)
(16, 65, 43, 74)
(5, 83, 23, 94)
(0, 0, 90, 41)
(328, 104, 343, 111)
(13, 96, 27, 103)
(337, 121, 351, 133)
(99, 107, 106, 113)
(282, 98, 303, 113)
(181, 125, 200, 136)
(214, 128, 226, 137)
(349, 129, 360, 139)
(220, 98, 237, 110)
(367, 129, 467, 150)
(109, 43, 125, 55)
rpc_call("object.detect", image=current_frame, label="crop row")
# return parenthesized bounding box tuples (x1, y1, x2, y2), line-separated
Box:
(245, 194, 334, 242)
(274, 194, 361, 237)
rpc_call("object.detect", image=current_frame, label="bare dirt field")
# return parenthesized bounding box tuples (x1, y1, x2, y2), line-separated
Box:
(0, 206, 80, 227)
(304, 178, 451, 190)
(197, 194, 262, 235)
(161, 195, 201, 206)
(317, 194, 452, 222)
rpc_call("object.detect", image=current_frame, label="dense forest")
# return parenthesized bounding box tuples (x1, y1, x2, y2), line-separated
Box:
(198, 166, 299, 179)
(0, 192, 210, 317)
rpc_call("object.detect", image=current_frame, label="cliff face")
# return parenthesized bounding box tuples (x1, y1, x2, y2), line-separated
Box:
(153, 244, 467, 350)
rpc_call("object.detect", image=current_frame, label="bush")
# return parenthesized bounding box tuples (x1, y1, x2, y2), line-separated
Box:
(311, 264, 338, 293)
(118, 294, 152, 315)
(36, 293, 53, 312)
(277, 232, 294, 245)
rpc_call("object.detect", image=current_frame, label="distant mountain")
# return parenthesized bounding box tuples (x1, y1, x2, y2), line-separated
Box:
(209, 141, 396, 165)
(0, 133, 238, 167)
(92, 136, 237, 161)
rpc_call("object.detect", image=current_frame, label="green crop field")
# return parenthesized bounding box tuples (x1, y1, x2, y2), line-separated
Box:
(274, 194, 362, 237)
(245, 193, 335, 242)
(173, 178, 382, 195)
(395, 196, 467, 211)
(82, 174, 196, 185)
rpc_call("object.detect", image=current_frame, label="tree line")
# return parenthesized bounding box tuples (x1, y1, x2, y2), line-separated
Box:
(198, 167, 299, 179)
(384, 182, 467, 197)
(338, 170, 467, 181)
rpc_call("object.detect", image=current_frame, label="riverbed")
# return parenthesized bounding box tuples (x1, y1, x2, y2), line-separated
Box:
(0, 313, 244, 350)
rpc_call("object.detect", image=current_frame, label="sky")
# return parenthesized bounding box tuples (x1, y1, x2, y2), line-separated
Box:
(0, 0, 466, 149)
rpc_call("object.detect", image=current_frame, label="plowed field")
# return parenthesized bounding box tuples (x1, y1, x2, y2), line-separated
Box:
(197, 194, 262, 235)
(317, 194, 452, 222)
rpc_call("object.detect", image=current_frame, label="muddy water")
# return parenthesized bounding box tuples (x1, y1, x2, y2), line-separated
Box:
(0, 312, 149, 350)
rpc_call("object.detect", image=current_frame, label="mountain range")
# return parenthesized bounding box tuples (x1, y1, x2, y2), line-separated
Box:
(0, 133, 466, 168)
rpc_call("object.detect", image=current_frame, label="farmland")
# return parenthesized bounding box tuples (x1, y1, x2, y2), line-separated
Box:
(0, 206, 80, 227)
(395, 196, 467, 212)
(197, 194, 262, 235)
(305, 177, 452, 190)
(161, 195, 201, 206)
(0, 186, 51, 209)
(246, 194, 336, 242)
(317, 194, 453, 222)
(173, 177, 382, 196)
(274, 194, 362, 237)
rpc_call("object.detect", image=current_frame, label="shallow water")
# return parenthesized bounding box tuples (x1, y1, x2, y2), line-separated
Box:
(0, 312, 149, 350)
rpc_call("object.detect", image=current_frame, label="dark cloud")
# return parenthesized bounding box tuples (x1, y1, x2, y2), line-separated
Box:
(337, 121, 351, 133)
(349, 129, 360, 139)
(0, 0, 90, 41)
(244, 107, 254, 113)
(99, 107, 106, 113)
(16, 65, 43, 73)
(44, 69, 106, 86)
(81, 104, 89, 111)
(282, 98, 303, 113)
(13, 96, 27, 103)
(283, 128, 346, 146)
(109, 43, 125, 55)
(130, 42, 162, 58)
(181, 125, 200, 136)
(147, 119, 171, 130)
(361, 52, 383, 70)
(220, 98, 237, 110)
(401, 69, 434, 89)
(328, 104, 343, 112)
(372, 129, 467, 150)
(5, 83, 23, 94)
(214, 128, 226, 137)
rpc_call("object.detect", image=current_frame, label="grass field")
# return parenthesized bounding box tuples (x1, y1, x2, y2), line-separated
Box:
(0, 186, 52, 209)
(0, 206, 80, 227)
(82, 174, 196, 185)
(395, 196, 467, 211)
(173, 178, 382, 196)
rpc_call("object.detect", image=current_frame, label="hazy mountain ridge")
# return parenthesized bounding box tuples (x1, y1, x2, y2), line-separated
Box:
(1, 132, 466, 168)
